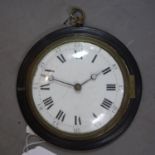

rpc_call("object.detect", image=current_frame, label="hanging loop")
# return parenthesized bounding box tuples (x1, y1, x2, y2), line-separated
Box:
(64, 7, 85, 27)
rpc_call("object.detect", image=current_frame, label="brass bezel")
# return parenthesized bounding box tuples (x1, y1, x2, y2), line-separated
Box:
(26, 35, 135, 141)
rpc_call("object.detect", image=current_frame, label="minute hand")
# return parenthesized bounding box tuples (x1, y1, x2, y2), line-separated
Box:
(49, 76, 74, 87)
(54, 79, 74, 87)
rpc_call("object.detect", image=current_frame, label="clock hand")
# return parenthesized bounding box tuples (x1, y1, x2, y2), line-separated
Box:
(49, 75, 82, 91)
(49, 75, 74, 87)
(54, 79, 74, 87)
(81, 68, 106, 86)
(81, 73, 98, 86)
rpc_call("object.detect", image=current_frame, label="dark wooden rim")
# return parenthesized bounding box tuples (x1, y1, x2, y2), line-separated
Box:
(16, 26, 142, 150)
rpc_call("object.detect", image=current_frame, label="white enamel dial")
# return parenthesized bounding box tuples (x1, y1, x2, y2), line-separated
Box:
(32, 42, 124, 134)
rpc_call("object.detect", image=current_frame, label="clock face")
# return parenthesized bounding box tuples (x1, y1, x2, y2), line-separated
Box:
(32, 42, 124, 134)
(17, 27, 142, 150)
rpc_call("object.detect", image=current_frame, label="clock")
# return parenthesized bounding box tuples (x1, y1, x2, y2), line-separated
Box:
(17, 9, 142, 150)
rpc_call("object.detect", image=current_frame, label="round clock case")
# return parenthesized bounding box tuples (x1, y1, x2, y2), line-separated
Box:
(16, 26, 142, 150)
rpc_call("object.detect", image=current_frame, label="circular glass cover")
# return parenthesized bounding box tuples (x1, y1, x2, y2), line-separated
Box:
(31, 42, 124, 134)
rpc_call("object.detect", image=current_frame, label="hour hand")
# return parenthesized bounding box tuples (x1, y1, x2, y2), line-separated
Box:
(81, 67, 110, 86)
(81, 73, 98, 86)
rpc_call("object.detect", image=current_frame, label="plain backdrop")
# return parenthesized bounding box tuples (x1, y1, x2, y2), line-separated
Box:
(0, 0, 155, 155)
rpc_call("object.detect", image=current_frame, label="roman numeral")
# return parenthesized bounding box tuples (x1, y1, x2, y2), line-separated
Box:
(74, 50, 83, 59)
(102, 67, 111, 74)
(101, 98, 113, 110)
(45, 69, 55, 72)
(106, 84, 116, 91)
(56, 110, 66, 122)
(57, 54, 66, 63)
(92, 113, 97, 118)
(40, 83, 50, 90)
(74, 116, 81, 125)
(73, 127, 80, 133)
(91, 54, 98, 63)
(43, 97, 53, 109)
